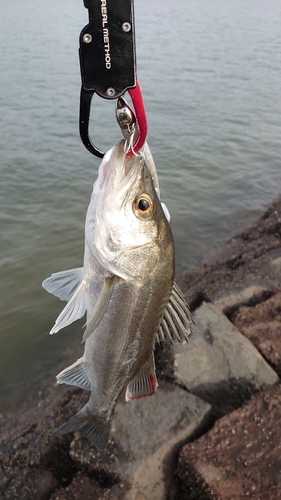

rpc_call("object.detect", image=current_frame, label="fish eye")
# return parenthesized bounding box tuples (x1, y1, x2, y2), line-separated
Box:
(133, 194, 154, 218)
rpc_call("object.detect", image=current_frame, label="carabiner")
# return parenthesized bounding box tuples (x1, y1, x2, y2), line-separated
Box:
(78, 0, 147, 158)
(80, 81, 148, 158)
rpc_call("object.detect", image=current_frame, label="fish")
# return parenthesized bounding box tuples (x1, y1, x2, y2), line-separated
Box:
(42, 140, 192, 449)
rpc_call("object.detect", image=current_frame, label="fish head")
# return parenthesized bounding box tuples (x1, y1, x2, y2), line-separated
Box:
(86, 141, 174, 282)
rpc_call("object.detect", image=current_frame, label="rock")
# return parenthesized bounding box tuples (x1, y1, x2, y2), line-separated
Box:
(270, 255, 281, 274)
(0, 385, 88, 499)
(176, 197, 281, 307)
(52, 477, 131, 500)
(177, 385, 281, 500)
(49, 476, 111, 500)
(230, 291, 281, 376)
(214, 285, 273, 313)
(70, 381, 211, 500)
(174, 302, 279, 416)
(0, 468, 59, 500)
(25, 470, 60, 500)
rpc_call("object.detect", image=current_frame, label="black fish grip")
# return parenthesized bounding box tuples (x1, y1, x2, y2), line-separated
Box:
(79, 0, 137, 157)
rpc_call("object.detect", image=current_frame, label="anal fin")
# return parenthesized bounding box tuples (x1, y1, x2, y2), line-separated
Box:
(125, 352, 158, 401)
(56, 357, 90, 391)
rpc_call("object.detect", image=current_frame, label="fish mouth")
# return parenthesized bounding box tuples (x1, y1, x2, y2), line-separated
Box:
(102, 140, 145, 209)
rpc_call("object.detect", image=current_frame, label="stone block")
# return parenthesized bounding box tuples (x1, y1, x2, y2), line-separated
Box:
(70, 381, 211, 500)
(174, 302, 279, 414)
(177, 385, 281, 500)
(231, 292, 281, 377)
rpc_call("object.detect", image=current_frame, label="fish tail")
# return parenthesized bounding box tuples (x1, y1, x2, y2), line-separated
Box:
(52, 405, 111, 450)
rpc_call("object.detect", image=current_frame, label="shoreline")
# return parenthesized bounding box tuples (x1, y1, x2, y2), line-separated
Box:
(1, 195, 281, 499)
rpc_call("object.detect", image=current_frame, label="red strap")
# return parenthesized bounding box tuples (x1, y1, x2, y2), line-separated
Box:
(127, 81, 148, 156)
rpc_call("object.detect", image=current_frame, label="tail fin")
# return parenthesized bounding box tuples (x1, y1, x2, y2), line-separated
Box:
(52, 405, 111, 450)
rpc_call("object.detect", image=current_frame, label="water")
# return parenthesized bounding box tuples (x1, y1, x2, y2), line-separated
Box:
(1, 0, 281, 411)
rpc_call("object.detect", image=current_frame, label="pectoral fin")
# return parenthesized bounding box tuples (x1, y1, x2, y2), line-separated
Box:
(49, 281, 88, 335)
(82, 276, 120, 342)
(42, 268, 84, 301)
(125, 352, 158, 401)
(157, 281, 193, 344)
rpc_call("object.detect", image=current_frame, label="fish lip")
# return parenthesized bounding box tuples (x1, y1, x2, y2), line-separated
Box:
(104, 146, 145, 210)
(100, 141, 152, 211)
(119, 157, 144, 209)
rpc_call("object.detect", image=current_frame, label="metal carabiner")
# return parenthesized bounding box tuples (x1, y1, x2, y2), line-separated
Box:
(80, 80, 148, 158)
(79, 0, 147, 158)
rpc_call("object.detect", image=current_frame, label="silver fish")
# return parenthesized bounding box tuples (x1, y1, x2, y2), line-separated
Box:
(42, 141, 192, 449)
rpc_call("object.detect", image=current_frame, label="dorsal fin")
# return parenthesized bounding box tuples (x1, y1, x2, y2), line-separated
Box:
(157, 281, 193, 344)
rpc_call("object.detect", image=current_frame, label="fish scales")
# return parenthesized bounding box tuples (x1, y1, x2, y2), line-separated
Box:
(86, 261, 174, 395)
(42, 140, 192, 449)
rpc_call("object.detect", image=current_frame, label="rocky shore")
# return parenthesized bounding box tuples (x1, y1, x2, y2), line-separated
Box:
(1, 197, 281, 500)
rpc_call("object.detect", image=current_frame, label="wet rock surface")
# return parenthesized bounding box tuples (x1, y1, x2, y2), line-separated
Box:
(1, 196, 281, 499)
(230, 291, 281, 377)
(177, 385, 281, 500)
(174, 302, 278, 417)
